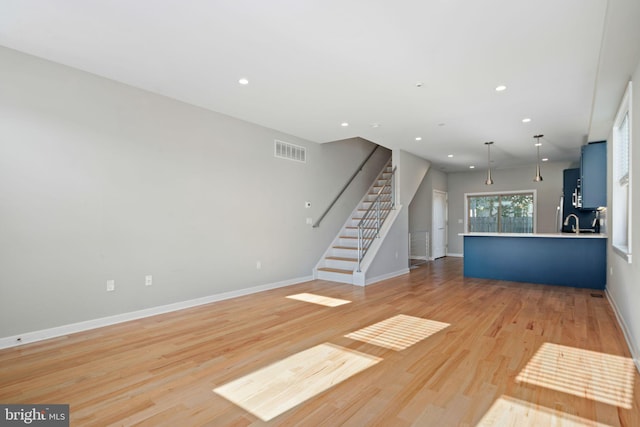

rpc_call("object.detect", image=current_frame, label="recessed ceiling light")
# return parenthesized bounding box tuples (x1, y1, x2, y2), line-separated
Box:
(447, 154, 454, 158)
(522, 118, 531, 123)
(341, 122, 349, 127)
(438, 123, 446, 127)
(371, 123, 380, 128)
(469, 165, 475, 169)
(542, 158, 549, 162)
(415, 137, 422, 141)
(416, 82, 424, 87)
(495, 85, 507, 92)
(535, 142, 542, 147)
(238, 78, 249, 85)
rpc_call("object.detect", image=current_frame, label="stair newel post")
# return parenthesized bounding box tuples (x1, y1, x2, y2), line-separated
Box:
(357, 223, 363, 272)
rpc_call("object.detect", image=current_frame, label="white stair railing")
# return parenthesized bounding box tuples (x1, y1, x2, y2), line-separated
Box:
(409, 230, 430, 267)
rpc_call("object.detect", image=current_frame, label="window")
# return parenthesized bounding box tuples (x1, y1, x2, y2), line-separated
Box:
(466, 191, 536, 233)
(612, 82, 632, 263)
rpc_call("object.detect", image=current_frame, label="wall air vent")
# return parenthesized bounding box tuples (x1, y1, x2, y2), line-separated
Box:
(275, 140, 306, 163)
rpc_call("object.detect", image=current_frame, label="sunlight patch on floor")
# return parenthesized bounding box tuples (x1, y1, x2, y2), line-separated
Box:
(344, 314, 450, 351)
(286, 292, 351, 307)
(477, 395, 612, 426)
(213, 343, 381, 421)
(516, 343, 635, 409)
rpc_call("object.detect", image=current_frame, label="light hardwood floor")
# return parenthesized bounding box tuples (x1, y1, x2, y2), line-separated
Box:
(1, 258, 639, 426)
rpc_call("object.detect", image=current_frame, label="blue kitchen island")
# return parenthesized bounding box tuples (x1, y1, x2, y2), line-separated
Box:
(461, 233, 607, 289)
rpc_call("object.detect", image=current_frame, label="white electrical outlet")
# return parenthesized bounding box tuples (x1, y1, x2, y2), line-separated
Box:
(106, 279, 115, 292)
(306, 217, 313, 225)
(145, 275, 153, 286)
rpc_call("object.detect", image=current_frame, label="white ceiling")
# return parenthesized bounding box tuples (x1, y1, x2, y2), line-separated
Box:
(1, 0, 639, 172)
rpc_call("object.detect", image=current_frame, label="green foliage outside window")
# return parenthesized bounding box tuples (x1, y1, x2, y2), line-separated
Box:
(468, 193, 534, 233)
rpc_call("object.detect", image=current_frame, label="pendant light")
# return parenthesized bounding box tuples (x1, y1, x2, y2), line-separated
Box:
(533, 134, 544, 182)
(484, 141, 494, 185)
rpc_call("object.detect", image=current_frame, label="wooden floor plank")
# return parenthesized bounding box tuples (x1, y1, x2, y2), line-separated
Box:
(1, 258, 639, 426)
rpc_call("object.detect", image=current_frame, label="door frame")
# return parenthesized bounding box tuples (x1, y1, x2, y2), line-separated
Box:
(432, 190, 448, 259)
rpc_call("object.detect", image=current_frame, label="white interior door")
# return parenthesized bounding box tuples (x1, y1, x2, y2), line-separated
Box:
(432, 190, 447, 259)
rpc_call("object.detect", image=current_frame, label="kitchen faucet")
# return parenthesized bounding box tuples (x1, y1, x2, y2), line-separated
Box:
(564, 214, 580, 234)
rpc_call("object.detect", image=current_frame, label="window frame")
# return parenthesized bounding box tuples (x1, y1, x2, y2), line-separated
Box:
(464, 190, 538, 234)
(612, 81, 633, 263)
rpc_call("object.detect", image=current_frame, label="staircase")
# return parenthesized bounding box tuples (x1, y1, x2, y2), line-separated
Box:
(315, 159, 394, 284)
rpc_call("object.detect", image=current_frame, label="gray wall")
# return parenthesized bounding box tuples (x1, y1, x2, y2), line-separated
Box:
(0, 47, 391, 337)
(446, 161, 573, 254)
(366, 207, 410, 281)
(394, 149, 431, 206)
(605, 59, 640, 365)
(409, 168, 448, 258)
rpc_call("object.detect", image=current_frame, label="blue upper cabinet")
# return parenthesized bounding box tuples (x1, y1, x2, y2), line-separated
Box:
(580, 141, 607, 209)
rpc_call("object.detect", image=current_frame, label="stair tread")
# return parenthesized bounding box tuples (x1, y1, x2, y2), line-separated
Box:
(326, 256, 357, 262)
(333, 245, 358, 250)
(318, 267, 353, 275)
(340, 235, 373, 240)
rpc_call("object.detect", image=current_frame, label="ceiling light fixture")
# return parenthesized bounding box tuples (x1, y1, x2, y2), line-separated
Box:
(522, 118, 531, 123)
(469, 165, 475, 169)
(415, 137, 422, 141)
(484, 141, 494, 185)
(238, 78, 249, 85)
(533, 134, 544, 182)
(447, 154, 454, 158)
(341, 122, 349, 127)
(495, 85, 507, 92)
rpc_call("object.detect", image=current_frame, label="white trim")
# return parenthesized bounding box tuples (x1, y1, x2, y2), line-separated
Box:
(364, 268, 410, 286)
(613, 244, 633, 263)
(0, 275, 313, 350)
(605, 289, 640, 373)
(612, 81, 633, 260)
(410, 256, 428, 261)
(446, 252, 464, 258)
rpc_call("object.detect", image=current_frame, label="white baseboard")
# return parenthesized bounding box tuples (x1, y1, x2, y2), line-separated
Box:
(365, 268, 410, 286)
(446, 252, 464, 258)
(410, 256, 428, 261)
(0, 275, 313, 350)
(605, 289, 640, 373)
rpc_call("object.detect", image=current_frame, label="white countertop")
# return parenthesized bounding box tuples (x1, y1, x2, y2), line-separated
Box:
(459, 232, 607, 239)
